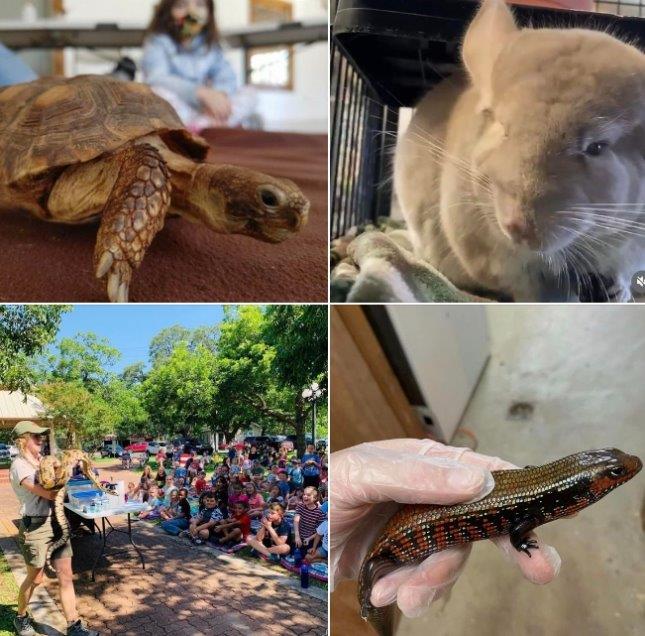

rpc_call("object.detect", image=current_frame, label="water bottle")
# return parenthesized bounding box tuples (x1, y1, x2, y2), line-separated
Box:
(300, 562, 310, 589)
(293, 547, 302, 566)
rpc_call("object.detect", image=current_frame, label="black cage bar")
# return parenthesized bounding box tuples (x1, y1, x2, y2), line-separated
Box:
(330, 0, 645, 239)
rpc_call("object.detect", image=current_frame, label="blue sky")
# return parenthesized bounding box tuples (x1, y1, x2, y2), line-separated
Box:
(53, 305, 227, 372)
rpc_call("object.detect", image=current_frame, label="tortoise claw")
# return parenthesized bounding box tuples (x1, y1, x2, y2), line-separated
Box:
(96, 251, 114, 278)
(107, 272, 120, 301)
(105, 262, 131, 303)
(117, 281, 129, 303)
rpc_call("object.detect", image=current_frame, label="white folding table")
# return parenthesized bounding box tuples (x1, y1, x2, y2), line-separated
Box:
(63, 502, 147, 581)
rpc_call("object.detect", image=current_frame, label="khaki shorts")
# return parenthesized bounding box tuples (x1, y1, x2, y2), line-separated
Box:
(18, 515, 73, 569)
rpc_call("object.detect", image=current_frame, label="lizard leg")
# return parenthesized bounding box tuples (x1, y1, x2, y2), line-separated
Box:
(94, 143, 171, 302)
(509, 518, 540, 557)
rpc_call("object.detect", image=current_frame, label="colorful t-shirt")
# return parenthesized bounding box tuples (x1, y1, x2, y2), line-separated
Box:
(246, 493, 265, 511)
(233, 513, 251, 540)
(277, 480, 290, 499)
(301, 454, 320, 477)
(228, 492, 249, 507)
(295, 503, 325, 542)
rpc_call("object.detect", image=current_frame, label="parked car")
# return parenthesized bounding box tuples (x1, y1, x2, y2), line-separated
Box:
(101, 440, 124, 458)
(146, 440, 168, 456)
(243, 436, 272, 447)
(125, 442, 148, 454)
(0, 443, 10, 460)
(101, 443, 123, 458)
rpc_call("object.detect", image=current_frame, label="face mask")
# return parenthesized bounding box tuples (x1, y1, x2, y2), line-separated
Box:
(177, 9, 208, 40)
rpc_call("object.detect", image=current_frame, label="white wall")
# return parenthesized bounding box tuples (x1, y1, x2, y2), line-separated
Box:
(61, 0, 327, 133)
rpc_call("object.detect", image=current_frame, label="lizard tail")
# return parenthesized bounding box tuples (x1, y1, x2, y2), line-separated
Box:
(358, 555, 399, 636)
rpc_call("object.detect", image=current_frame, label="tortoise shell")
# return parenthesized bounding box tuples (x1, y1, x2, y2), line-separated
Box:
(0, 74, 210, 185)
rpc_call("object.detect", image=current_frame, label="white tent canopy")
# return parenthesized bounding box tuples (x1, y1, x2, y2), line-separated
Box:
(0, 390, 46, 429)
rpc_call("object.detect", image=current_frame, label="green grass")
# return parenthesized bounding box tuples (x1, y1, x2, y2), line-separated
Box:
(0, 547, 18, 635)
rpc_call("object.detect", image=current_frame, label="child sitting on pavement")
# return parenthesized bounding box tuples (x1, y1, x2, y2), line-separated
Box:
(186, 492, 222, 545)
(246, 503, 291, 561)
(211, 501, 251, 546)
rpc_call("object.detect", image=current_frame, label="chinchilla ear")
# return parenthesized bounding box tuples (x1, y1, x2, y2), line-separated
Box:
(462, 0, 518, 111)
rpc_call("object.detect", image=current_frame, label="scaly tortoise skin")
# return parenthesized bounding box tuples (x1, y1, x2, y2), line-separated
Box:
(0, 75, 310, 302)
(38, 450, 116, 575)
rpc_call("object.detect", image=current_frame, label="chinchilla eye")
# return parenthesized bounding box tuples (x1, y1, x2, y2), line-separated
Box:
(584, 141, 608, 157)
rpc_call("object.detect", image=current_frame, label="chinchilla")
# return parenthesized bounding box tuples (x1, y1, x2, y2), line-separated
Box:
(394, 0, 645, 301)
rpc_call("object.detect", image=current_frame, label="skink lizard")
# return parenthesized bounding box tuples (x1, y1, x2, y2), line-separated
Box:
(358, 448, 642, 635)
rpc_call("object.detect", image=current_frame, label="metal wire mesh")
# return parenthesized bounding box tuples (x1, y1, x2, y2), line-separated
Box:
(330, 40, 398, 239)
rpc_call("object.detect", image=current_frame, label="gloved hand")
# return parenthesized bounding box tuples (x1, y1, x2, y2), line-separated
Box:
(330, 439, 561, 618)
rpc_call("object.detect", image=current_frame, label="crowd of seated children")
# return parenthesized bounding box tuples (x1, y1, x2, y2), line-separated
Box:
(139, 440, 328, 571)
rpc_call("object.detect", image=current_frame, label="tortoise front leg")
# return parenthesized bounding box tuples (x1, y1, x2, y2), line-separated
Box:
(94, 144, 171, 302)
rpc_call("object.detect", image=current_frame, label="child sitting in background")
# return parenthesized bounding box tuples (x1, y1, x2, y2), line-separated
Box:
(142, 0, 258, 133)
(126, 481, 138, 502)
(286, 487, 303, 511)
(228, 482, 248, 508)
(139, 485, 165, 520)
(193, 471, 207, 495)
(267, 484, 284, 506)
(244, 482, 265, 520)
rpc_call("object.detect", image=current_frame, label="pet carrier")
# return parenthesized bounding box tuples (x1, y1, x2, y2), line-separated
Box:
(330, 0, 645, 239)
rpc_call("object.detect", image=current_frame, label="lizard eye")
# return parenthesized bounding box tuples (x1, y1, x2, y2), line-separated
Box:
(609, 467, 626, 478)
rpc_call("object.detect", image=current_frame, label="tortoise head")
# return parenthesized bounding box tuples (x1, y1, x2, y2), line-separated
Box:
(193, 164, 310, 242)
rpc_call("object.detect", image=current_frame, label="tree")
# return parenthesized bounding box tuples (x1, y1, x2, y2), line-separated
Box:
(142, 344, 217, 438)
(37, 381, 117, 448)
(120, 362, 147, 387)
(104, 378, 150, 440)
(263, 305, 328, 453)
(47, 332, 120, 391)
(0, 305, 70, 394)
(263, 305, 327, 389)
(148, 324, 220, 367)
(211, 306, 329, 454)
(149, 325, 191, 368)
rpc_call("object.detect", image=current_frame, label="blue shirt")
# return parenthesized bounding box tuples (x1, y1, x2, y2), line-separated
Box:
(277, 480, 290, 499)
(301, 454, 320, 477)
(142, 33, 237, 109)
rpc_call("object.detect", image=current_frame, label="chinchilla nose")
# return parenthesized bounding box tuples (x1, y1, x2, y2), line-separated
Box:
(502, 217, 537, 246)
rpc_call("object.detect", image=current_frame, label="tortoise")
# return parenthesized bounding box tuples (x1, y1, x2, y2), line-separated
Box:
(0, 75, 310, 302)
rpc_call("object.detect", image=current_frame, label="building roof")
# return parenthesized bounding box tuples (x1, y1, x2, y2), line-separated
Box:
(0, 390, 45, 427)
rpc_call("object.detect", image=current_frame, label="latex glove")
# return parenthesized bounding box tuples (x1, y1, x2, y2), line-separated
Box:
(330, 439, 562, 618)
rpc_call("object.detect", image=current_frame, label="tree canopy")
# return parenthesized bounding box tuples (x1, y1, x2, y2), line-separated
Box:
(0, 305, 69, 394)
(6, 305, 328, 453)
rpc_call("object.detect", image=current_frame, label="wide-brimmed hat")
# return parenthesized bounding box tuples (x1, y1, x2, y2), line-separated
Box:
(12, 421, 49, 438)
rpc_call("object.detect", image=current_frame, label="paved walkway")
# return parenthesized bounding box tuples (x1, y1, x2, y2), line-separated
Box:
(0, 463, 327, 636)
